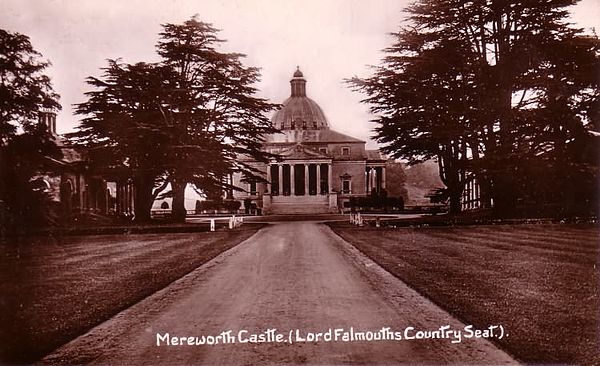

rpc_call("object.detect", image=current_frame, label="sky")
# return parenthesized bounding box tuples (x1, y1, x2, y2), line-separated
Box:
(2, 0, 599, 150)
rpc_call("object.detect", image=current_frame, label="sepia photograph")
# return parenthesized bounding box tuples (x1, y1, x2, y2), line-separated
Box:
(0, 0, 599, 365)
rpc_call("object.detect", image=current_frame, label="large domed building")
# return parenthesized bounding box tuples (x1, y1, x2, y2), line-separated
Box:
(233, 67, 387, 214)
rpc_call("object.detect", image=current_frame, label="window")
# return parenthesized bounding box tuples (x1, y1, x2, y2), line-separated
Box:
(342, 179, 351, 194)
(319, 147, 327, 154)
(249, 181, 257, 195)
(340, 173, 352, 194)
(341, 147, 350, 156)
(270, 165, 279, 195)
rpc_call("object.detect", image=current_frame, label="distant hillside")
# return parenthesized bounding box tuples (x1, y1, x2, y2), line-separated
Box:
(403, 161, 444, 205)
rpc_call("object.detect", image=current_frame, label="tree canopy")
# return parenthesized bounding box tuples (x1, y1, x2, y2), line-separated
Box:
(0, 28, 60, 141)
(71, 16, 278, 222)
(0, 29, 62, 232)
(349, 0, 599, 215)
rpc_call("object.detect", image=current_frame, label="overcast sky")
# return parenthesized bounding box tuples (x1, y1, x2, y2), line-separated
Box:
(2, 0, 599, 149)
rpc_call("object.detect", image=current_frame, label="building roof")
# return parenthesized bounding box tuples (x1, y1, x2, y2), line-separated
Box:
(264, 129, 364, 144)
(268, 67, 369, 144)
(365, 149, 387, 161)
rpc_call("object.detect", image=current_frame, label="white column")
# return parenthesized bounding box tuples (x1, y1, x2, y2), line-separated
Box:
(328, 163, 332, 193)
(304, 164, 309, 196)
(104, 184, 109, 214)
(131, 183, 135, 213)
(125, 184, 129, 214)
(366, 168, 370, 194)
(128, 183, 133, 214)
(370, 168, 376, 193)
(117, 184, 122, 214)
(381, 166, 386, 189)
(266, 164, 271, 194)
(122, 184, 126, 213)
(290, 164, 295, 195)
(278, 164, 283, 195)
(316, 164, 321, 194)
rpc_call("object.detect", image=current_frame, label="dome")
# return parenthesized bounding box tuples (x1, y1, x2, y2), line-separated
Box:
(271, 68, 329, 130)
(271, 97, 329, 130)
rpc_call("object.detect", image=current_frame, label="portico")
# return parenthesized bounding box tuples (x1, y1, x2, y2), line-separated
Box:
(267, 162, 332, 196)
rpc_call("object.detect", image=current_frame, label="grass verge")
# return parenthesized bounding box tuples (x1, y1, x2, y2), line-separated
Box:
(0, 225, 262, 364)
(329, 222, 599, 365)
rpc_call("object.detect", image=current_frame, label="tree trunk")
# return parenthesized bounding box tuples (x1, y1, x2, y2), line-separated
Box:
(438, 151, 463, 215)
(490, 79, 517, 217)
(133, 174, 154, 223)
(171, 178, 187, 223)
(448, 189, 462, 215)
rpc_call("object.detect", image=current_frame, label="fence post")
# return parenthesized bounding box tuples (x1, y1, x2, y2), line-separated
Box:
(210, 218, 215, 232)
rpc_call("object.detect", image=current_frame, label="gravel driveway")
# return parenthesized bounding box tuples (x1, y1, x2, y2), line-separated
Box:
(42, 222, 517, 365)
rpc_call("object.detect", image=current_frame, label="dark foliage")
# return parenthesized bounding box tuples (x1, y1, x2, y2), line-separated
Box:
(0, 29, 61, 234)
(349, 0, 600, 216)
(347, 193, 405, 212)
(195, 199, 241, 213)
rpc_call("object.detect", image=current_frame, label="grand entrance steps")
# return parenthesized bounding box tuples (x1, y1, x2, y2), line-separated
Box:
(269, 194, 330, 214)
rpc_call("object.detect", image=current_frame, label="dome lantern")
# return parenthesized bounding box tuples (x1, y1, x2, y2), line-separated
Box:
(290, 66, 306, 97)
(272, 66, 329, 130)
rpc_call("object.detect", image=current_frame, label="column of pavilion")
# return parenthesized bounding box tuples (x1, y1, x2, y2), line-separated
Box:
(365, 166, 386, 195)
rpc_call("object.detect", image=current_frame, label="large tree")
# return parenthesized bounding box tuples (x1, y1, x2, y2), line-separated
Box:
(155, 17, 278, 221)
(350, 0, 599, 215)
(350, 27, 481, 212)
(71, 61, 175, 222)
(72, 17, 277, 222)
(0, 29, 60, 138)
(0, 29, 61, 232)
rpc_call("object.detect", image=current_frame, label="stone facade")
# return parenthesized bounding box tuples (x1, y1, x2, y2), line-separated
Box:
(37, 110, 135, 218)
(233, 68, 386, 214)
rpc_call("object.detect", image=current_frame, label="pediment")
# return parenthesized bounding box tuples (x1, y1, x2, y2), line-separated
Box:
(279, 143, 329, 160)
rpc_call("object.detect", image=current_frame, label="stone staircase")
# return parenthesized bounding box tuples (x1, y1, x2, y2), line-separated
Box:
(267, 194, 330, 214)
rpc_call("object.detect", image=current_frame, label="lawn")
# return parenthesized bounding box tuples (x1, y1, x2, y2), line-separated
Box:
(329, 222, 599, 365)
(0, 226, 260, 364)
